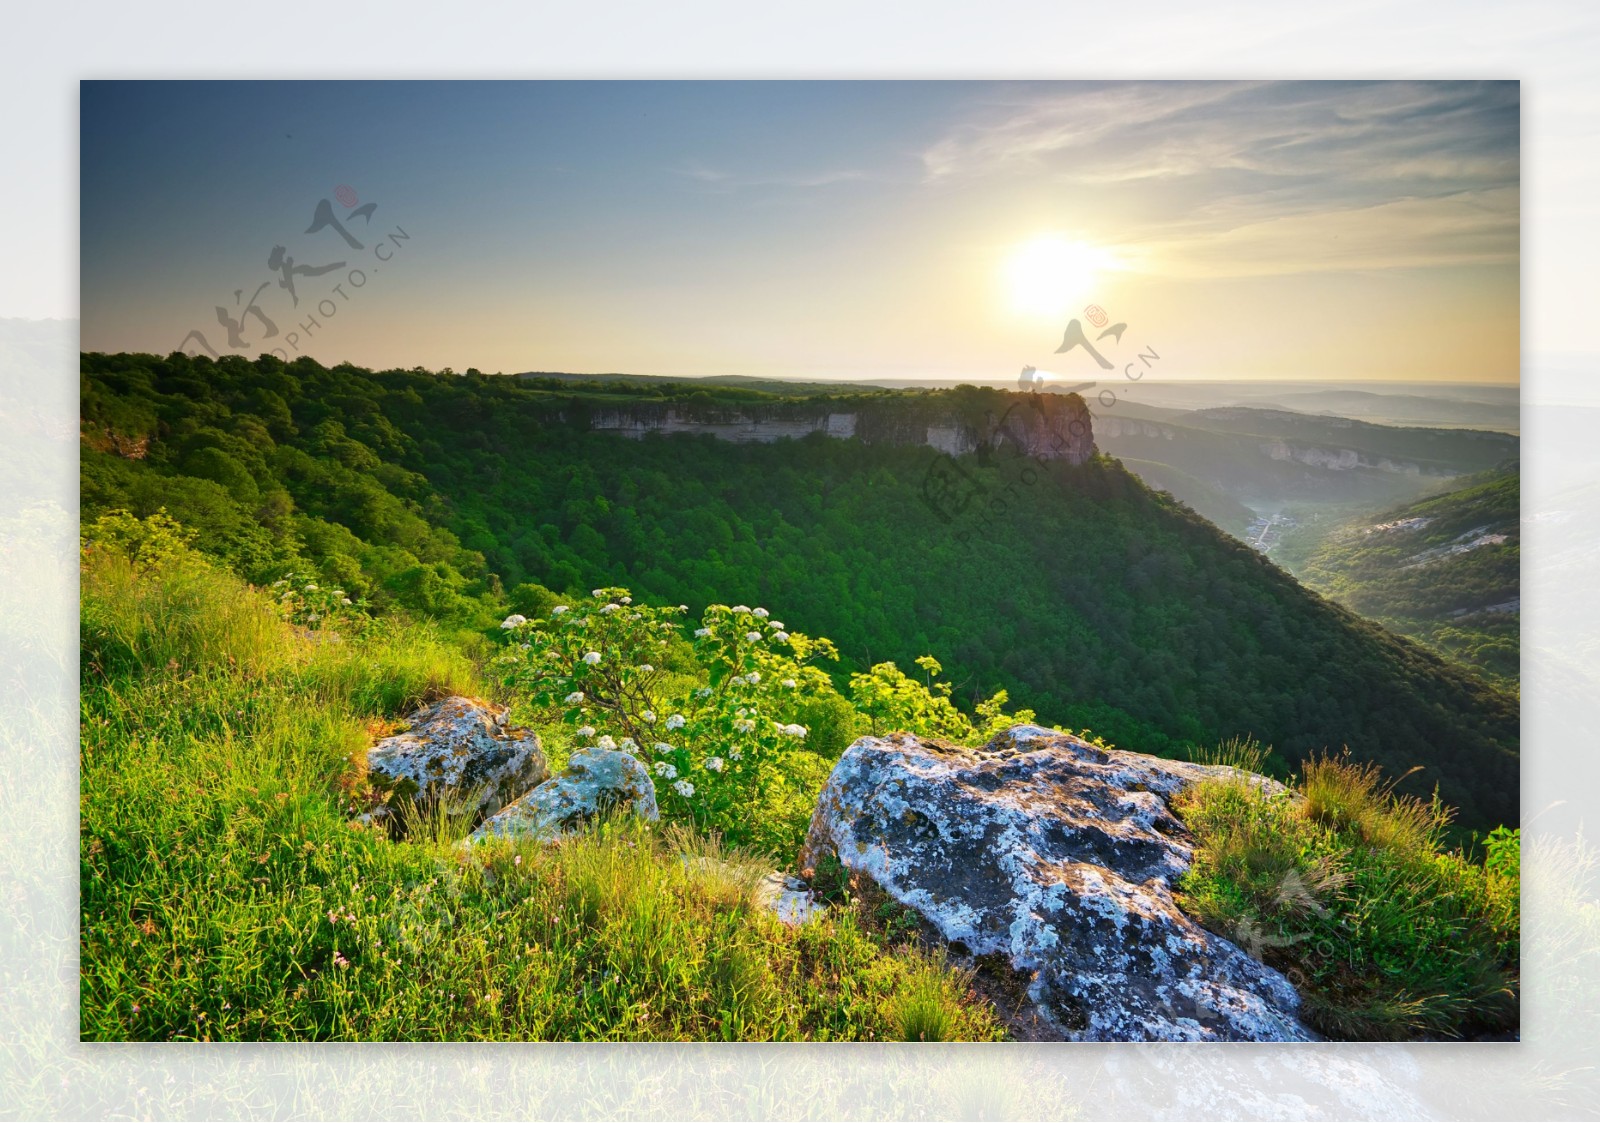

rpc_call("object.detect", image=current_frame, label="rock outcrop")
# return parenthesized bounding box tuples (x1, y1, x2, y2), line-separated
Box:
(365, 696, 547, 820)
(575, 389, 1095, 466)
(469, 748, 659, 843)
(799, 725, 1316, 1042)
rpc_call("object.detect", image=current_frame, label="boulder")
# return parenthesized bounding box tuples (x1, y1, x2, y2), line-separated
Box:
(798, 724, 1316, 1042)
(469, 748, 658, 843)
(365, 696, 547, 820)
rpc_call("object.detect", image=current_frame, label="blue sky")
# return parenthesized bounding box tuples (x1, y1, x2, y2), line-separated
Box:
(80, 80, 1519, 381)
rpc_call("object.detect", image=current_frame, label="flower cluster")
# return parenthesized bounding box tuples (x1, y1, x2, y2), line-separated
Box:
(270, 574, 364, 632)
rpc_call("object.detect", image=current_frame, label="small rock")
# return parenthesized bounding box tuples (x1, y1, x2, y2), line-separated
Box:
(469, 748, 658, 843)
(365, 696, 547, 821)
(756, 872, 825, 925)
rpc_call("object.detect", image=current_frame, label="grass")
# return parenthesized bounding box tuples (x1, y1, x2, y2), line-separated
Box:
(1172, 748, 1519, 1040)
(78, 533, 1003, 1042)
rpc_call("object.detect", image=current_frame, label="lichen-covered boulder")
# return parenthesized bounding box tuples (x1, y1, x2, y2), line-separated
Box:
(798, 724, 1315, 1042)
(365, 696, 547, 819)
(468, 748, 658, 843)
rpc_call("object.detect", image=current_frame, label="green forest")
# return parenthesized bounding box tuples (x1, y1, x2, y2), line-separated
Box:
(80, 351, 1518, 830)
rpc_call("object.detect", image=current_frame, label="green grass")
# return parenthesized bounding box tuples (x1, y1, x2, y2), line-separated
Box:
(1172, 750, 1519, 1040)
(78, 537, 1003, 1042)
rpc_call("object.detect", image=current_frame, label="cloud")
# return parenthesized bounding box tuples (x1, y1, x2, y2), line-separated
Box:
(673, 163, 871, 192)
(921, 80, 1519, 275)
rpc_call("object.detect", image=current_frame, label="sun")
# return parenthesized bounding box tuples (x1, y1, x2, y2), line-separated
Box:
(1004, 235, 1113, 320)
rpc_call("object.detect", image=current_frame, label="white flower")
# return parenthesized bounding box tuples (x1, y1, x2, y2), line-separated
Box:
(621, 596, 632, 604)
(728, 748, 743, 761)
(673, 780, 695, 798)
(305, 583, 318, 591)
(734, 719, 755, 733)
(774, 632, 789, 643)
(596, 735, 617, 750)
(770, 622, 784, 631)
(519, 642, 531, 650)
(731, 605, 750, 615)
(583, 652, 602, 665)
(736, 707, 748, 717)
(694, 627, 712, 638)
(332, 590, 345, 598)
(753, 607, 769, 618)
(500, 614, 527, 629)
(653, 742, 674, 754)
(782, 679, 797, 689)
(577, 725, 596, 738)
(782, 724, 808, 738)
(746, 671, 761, 684)
(745, 631, 761, 643)
(695, 687, 713, 698)
(592, 589, 605, 598)
(705, 756, 724, 773)
(637, 665, 654, 675)
(341, 597, 352, 605)
(551, 605, 568, 615)
(654, 761, 677, 779)
(600, 603, 619, 615)
(665, 714, 686, 730)
(564, 691, 584, 705)
(678, 604, 688, 612)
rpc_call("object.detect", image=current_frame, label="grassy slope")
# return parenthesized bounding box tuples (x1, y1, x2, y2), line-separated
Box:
(78, 541, 1001, 1042)
(1296, 469, 1519, 687)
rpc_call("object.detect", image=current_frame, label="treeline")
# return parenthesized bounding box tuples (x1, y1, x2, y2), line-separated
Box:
(80, 351, 1519, 828)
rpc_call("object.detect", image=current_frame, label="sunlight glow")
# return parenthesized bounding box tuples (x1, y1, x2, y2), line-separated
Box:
(1005, 236, 1116, 319)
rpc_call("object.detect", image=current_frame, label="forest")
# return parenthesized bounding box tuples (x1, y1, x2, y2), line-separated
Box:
(80, 351, 1519, 830)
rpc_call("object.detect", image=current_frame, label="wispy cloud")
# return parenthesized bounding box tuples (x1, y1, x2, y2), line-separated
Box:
(674, 162, 872, 192)
(922, 80, 1519, 275)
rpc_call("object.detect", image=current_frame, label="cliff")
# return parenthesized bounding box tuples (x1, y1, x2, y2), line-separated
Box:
(576, 388, 1096, 465)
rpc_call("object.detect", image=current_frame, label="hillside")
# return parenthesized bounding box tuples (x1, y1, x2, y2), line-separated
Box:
(1293, 468, 1520, 687)
(80, 352, 1518, 829)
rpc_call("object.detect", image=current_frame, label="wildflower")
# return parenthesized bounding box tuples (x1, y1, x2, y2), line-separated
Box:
(746, 671, 761, 684)
(771, 621, 784, 630)
(332, 590, 345, 598)
(694, 627, 712, 638)
(576, 725, 596, 738)
(342, 597, 352, 605)
(620, 738, 638, 751)
(500, 614, 527, 629)
(514, 854, 522, 866)
(753, 607, 769, 618)
(782, 724, 808, 738)
(654, 742, 673, 754)
(334, 953, 350, 969)
(552, 605, 568, 615)
(519, 642, 531, 650)
(596, 735, 617, 750)
(305, 583, 318, 591)
(583, 652, 602, 665)
(621, 596, 632, 604)
(564, 691, 585, 705)
(774, 632, 789, 643)
(638, 666, 654, 675)
(728, 748, 743, 761)
(678, 604, 688, 612)
(705, 756, 725, 773)
(782, 679, 797, 689)
(732, 605, 750, 614)
(665, 713, 686, 730)
(673, 779, 695, 798)
(600, 603, 619, 614)
(653, 761, 678, 779)
(695, 687, 713, 698)
(734, 719, 755, 733)
(745, 631, 762, 643)
(592, 589, 605, 597)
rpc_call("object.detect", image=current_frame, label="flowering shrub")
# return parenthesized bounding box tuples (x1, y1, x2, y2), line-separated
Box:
(497, 588, 844, 848)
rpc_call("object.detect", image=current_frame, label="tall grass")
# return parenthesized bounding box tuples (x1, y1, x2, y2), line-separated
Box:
(1173, 748, 1519, 1040)
(79, 528, 1002, 1042)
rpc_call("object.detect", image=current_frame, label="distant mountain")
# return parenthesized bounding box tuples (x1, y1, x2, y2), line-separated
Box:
(1295, 466, 1520, 687)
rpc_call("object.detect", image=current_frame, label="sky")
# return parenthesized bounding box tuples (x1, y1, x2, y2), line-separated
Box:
(79, 80, 1520, 383)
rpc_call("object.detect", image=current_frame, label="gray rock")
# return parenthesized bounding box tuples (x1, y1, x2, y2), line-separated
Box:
(799, 724, 1316, 1042)
(469, 748, 658, 843)
(365, 696, 547, 819)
